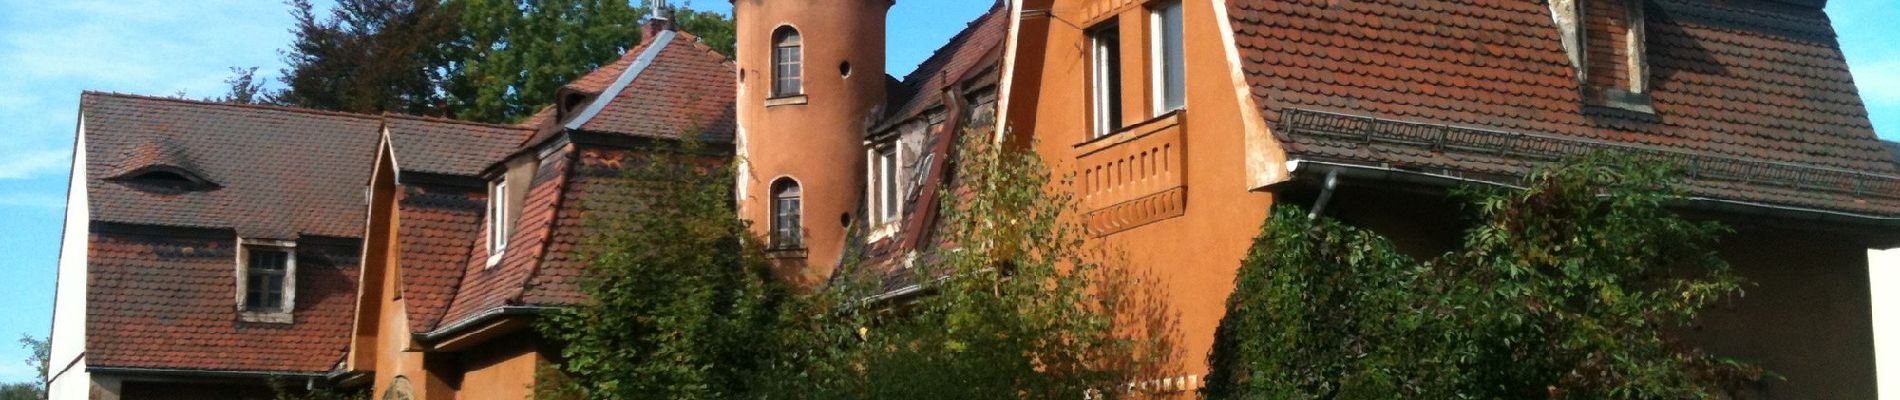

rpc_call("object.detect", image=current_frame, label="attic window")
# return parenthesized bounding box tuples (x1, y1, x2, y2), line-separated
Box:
(487, 177, 512, 268)
(236, 239, 296, 324)
(112, 166, 215, 194)
(1561, 0, 1652, 112)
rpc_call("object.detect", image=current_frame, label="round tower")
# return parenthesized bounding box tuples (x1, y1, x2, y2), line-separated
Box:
(733, 0, 890, 286)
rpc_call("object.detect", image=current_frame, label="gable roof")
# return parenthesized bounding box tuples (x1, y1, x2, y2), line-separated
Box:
(82, 92, 384, 238)
(428, 25, 739, 336)
(1230, 0, 1900, 218)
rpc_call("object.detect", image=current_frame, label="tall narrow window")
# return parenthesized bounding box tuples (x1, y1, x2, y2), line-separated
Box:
(773, 27, 804, 98)
(237, 239, 296, 323)
(1152, 1, 1186, 113)
(1091, 22, 1124, 137)
(771, 179, 803, 250)
(487, 178, 510, 267)
(871, 145, 900, 225)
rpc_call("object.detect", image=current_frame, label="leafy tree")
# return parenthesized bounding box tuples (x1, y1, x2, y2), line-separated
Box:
(208, 67, 273, 105)
(808, 130, 1176, 399)
(0, 383, 36, 400)
(276, 0, 462, 116)
(535, 142, 803, 400)
(1204, 155, 1756, 399)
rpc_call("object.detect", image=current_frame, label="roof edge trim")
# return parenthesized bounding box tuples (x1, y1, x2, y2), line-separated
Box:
(564, 31, 678, 131)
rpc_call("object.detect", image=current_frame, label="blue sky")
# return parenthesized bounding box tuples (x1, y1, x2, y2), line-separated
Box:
(0, 0, 1893, 385)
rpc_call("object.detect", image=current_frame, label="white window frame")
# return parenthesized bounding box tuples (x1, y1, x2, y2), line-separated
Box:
(867, 142, 903, 239)
(772, 27, 804, 98)
(487, 178, 510, 268)
(1091, 21, 1124, 138)
(771, 179, 804, 250)
(1150, 0, 1186, 115)
(235, 238, 296, 324)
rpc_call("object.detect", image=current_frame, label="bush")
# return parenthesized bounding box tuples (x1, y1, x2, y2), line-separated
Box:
(1205, 155, 1756, 399)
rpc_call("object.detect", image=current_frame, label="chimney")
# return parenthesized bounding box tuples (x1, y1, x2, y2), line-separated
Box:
(643, 0, 674, 38)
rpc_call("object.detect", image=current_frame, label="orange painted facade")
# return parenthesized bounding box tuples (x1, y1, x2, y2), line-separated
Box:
(1002, 0, 1278, 391)
(733, 0, 891, 287)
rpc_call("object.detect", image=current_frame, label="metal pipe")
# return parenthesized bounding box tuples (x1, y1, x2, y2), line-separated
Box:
(1308, 169, 1340, 221)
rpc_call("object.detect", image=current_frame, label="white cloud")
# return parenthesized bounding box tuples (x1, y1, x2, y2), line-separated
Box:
(1854, 60, 1900, 106)
(0, 150, 70, 181)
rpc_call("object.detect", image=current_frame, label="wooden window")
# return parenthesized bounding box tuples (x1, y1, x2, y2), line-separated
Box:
(1091, 21, 1124, 137)
(236, 239, 296, 323)
(245, 249, 288, 312)
(773, 27, 804, 98)
(772, 179, 803, 250)
(1151, 0, 1186, 113)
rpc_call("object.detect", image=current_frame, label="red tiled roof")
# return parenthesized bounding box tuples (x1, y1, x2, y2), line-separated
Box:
(572, 31, 738, 142)
(87, 233, 359, 373)
(436, 147, 573, 331)
(394, 183, 486, 333)
(385, 115, 532, 177)
(82, 92, 383, 238)
(1230, 0, 1900, 216)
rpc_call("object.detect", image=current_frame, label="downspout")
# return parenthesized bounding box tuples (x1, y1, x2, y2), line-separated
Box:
(1308, 169, 1340, 221)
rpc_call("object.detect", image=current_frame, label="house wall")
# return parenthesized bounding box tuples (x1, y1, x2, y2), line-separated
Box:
(1687, 228, 1878, 399)
(1008, 0, 1279, 392)
(454, 334, 542, 400)
(48, 119, 89, 400)
(118, 381, 272, 400)
(733, 0, 890, 287)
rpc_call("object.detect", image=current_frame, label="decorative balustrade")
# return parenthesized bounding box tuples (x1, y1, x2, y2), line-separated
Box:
(1076, 111, 1187, 236)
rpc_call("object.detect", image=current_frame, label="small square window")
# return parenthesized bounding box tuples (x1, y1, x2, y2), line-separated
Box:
(236, 239, 295, 323)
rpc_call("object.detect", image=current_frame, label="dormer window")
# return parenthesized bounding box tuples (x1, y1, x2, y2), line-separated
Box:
(1559, 0, 1651, 112)
(111, 165, 216, 194)
(772, 27, 804, 98)
(487, 177, 511, 267)
(236, 239, 295, 323)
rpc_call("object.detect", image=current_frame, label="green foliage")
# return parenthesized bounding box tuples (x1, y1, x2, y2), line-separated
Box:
(268, 379, 368, 400)
(1, 335, 48, 400)
(806, 131, 1175, 399)
(277, 0, 464, 115)
(535, 142, 802, 400)
(272, 0, 735, 123)
(1204, 155, 1756, 399)
(0, 383, 38, 400)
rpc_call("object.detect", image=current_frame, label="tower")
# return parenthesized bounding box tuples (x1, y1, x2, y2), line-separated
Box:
(733, 0, 891, 286)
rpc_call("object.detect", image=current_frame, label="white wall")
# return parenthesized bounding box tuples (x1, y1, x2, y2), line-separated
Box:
(1872, 247, 1900, 400)
(46, 119, 88, 400)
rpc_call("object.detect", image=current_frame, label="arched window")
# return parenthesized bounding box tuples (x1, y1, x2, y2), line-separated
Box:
(771, 179, 803, 249)
(772, 27, 803, 97)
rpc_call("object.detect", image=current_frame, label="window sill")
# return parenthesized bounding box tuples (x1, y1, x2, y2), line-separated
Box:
(1584, 87, 1656, 115)
(765, 95, 809, 107)
(486, 250, 506, 269)
(766, 248, 809, 259)
(240, 311, 293, 324)
(866, 221, 902, 242)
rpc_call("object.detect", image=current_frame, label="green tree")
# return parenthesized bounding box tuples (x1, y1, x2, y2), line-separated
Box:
(276, 0, 463, 116)
(809, 130, 1175, 399)
(1204, 155, 1756, 399)
(207, 67, 273, 105)
(0, 335, 48, 400)
(0, 383, 37, 400)
(535, 142, 803, 400)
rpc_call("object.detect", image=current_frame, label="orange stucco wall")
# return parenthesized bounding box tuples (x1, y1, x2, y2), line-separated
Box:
(455, 334, 544, 400)
(1007, 0, 1279, 391)
(734, 0, 891, 287)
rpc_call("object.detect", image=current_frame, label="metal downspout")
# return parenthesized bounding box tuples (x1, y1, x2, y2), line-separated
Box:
(1308, 169, 1340, 220)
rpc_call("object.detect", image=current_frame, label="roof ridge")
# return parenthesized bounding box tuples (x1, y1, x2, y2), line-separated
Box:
(382, 112, 534, 132)
(897, 1, 1006, 85)
(670, 28, 738, 69)
(81, 91, 386, 121)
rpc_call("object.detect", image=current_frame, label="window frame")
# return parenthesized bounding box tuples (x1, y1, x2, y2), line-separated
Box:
(1150, 0, 1186, 115)
(1090, 20, 1125, 138)
(486, 177, 511, 268)
(770, 178, 804, 251)
(772, 26, 805, 98)
(235, 238, 296, 324)
(868, 142, 903, 234)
